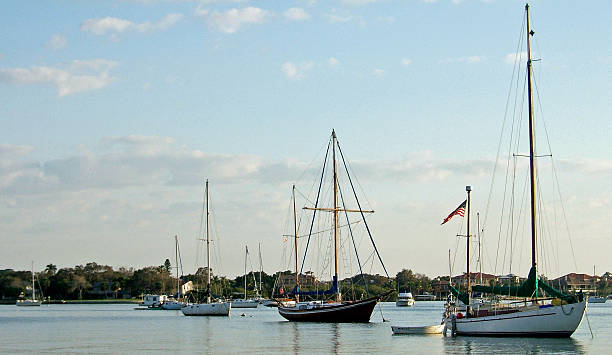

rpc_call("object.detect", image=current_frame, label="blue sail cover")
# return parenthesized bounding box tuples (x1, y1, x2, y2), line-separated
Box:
(292, 276, 338, 296)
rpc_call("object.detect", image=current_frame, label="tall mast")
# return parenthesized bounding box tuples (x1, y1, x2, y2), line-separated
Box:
(293, 184, 300, 303)
(478, 213, 482, 286)
(206, 180, 211, 303)
(31, 261, 35, 301)
(332, 130, 340, 302)
(466, 186, 472, 312)
(258, 242, 262, 297)
(175, 235, 180, 299)
(244, 246, 248, 300)
(525, 3, 538, 271)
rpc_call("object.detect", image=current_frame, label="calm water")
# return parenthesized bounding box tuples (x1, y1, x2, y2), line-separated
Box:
(1, 301, 610, 354)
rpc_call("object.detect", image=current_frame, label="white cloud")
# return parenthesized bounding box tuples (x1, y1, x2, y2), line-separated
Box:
(46, 34, 68, 51)
(401, 58, 412, 66)
(281, 61, 314, 80)
(340, 0, 379, 5)
(324, 10, 353, 24)
(198, 7, 269, 33)
(80, 13, 183, 36)
(438, 55, 485, 64)
(372, 68, 385, 77)
(505, 51, 528, 64)
(328, 57, 340, 67)
(284, 7, 310, 21)
(0, 59, 117, 97)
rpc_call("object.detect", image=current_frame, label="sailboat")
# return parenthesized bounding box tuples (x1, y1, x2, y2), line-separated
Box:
(16, 262, 42, 307)
(588, 266, 606, 303)
(161, 235, 184, 310)
(182, 180, 231, 316)
(231, 246, 259, 308)
(443, 4, 587, 337)
(278, 130, 390, 323)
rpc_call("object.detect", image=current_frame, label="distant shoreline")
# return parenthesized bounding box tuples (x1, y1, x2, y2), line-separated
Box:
(1, 299, 140, 305)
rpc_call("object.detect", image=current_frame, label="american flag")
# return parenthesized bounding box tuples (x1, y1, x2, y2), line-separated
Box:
(441, 200, 467, 225)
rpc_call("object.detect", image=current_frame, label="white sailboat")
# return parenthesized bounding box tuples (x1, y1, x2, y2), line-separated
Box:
(16, 262, 42, 307)
(182, 180, 231, 316)
(588, 266, 607, 303)
(231, 246, 259, 309)
(443, 4, 587, 337)
(161, 235, 184, 310)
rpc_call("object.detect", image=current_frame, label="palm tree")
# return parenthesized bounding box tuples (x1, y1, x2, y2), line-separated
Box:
(45, 264, 57, 275)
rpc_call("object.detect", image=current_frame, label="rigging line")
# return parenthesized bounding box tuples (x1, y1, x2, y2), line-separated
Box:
(485, 10, 526, 256)
(336, 141, 390, 278)
(300, 136, 332, 275)
(196, 182, 207, 270)
(294, 186, 316, 207)
(339, 182, 369, 296)
(282, 221, 362, 239)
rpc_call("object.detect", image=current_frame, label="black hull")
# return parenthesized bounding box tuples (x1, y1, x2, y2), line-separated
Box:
(278, 296, 379, 323)
(456, 331, 573, 338)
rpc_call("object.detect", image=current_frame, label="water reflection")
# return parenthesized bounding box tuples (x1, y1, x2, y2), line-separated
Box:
(444, 336, 585, 354)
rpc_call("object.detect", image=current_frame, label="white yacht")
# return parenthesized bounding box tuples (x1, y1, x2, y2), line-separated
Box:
(396, 292, 415, 307)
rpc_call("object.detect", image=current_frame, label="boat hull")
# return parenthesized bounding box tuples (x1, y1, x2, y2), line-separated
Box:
(161, 301, 183, 310)
(445, 300, 587, 337)
(396, 299, 415, 307)
(16, 300, 41, 307)
(231, 300, 259, 308)
(278, 296, 379, 323)
(588, 297, 606, 303)
(392, 324, 444, 335)
(181, 302, 230, 316)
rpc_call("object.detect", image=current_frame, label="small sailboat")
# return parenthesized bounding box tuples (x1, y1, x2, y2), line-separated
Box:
(16, 262, 42, 307)
(161, 235, 184, 310)
(182, 180, 231, 316)
(278, 130, 390, 323)
(443, 4, 587, 337)
(588, 266, 607, 303)
(231, 246, 259, 309)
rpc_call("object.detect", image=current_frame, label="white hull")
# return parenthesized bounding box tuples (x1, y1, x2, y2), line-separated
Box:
(161, 300, 183, 310)
(181, 302, 230, 316)
(231, 299, 259, 308)
(392, 324, 444, 335)
(588, 296, 606, 303)
(445, 300, 587, 337)
(16, 299, 41, 307)
(396, 299, 415, 307)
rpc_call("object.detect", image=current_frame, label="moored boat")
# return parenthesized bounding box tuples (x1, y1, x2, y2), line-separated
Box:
(16, 262, 41, 307)
(396, 292, 415, 307)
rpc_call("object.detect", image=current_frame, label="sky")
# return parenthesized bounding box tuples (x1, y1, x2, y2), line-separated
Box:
(1, 0, 610, 280)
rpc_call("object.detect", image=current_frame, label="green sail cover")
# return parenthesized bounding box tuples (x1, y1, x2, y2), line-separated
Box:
(449, 284, 470, 305)
(451, 266, 580, 304)
(471, 266, 538, 298)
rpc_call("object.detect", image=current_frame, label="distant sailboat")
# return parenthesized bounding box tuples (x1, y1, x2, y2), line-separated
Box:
(16, 262, 41, 307)
(443, 5, 587, 336)
(588, 266, 606, 303)
(161, 235, 184, 310)
(182, 180, 231, 316)
(231, 246, 259, 309)
(278, 130, 390, 323)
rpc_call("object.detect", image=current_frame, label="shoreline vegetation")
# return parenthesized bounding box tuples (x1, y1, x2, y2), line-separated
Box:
(2, 262, 610, 303)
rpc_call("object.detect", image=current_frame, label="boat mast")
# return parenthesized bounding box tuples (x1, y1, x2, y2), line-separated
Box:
(175, 235, 180, 299)
(525, 3, 538, 272)
(206, 180, 211, 303)
(244, 246, 248, 300)
(258, 242, 262, 298)
(31, 261, 35, 301)
(293, 184, 300, 303)
(478, 213, 482, 286)
(332, 130, 340, 302)
(466, 186, 472, 312)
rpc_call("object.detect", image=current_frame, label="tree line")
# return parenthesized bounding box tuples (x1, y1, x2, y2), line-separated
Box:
(3, 262, 609, 301)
